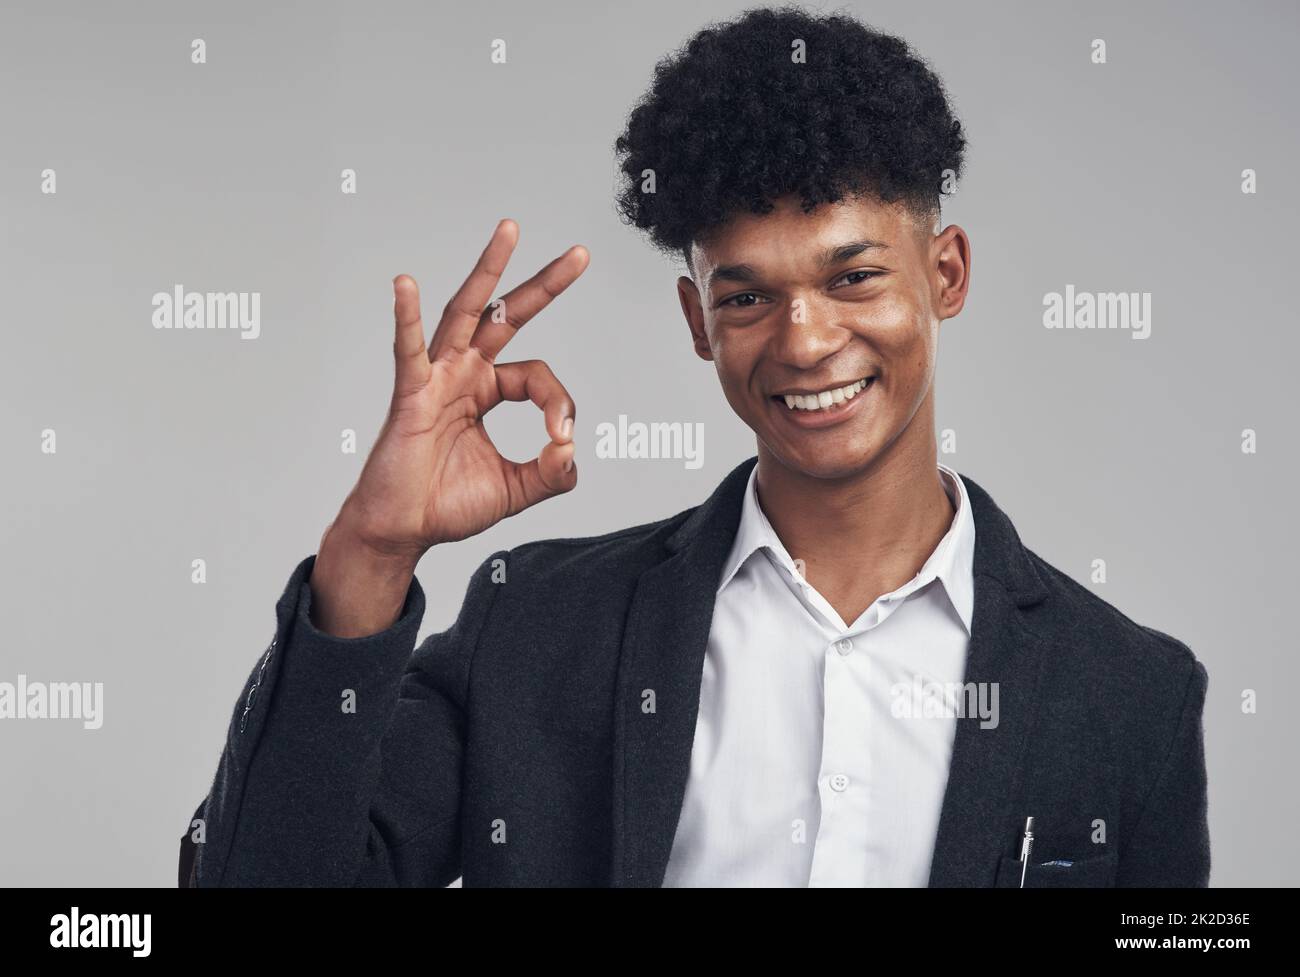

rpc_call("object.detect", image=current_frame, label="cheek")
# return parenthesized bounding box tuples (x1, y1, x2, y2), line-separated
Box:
(708, 333, 770, 417)
(867, 303, 934, 373)
(707, 329, 750, 385)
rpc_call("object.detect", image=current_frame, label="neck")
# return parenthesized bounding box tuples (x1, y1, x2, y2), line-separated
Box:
(753, 403, 954, 625)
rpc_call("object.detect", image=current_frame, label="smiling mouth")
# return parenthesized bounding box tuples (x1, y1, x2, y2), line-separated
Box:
(772, 376, 875, 411)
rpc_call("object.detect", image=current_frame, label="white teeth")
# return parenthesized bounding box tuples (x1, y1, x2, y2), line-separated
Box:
(780, 377, 872, 411)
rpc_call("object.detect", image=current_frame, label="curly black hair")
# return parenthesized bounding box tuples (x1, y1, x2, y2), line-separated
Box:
(614, 5, 966, 265)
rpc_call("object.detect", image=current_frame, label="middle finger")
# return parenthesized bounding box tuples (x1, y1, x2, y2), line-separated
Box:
(470, 245, 590, 362)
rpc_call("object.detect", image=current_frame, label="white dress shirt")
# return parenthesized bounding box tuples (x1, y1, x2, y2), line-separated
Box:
(662, 462, 977, 887)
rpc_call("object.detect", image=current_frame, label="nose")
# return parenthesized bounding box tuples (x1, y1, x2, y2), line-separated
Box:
(770, 296, 851, 370)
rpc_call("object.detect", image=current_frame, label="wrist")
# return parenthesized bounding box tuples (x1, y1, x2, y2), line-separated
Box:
(309, 518, 422, 638)
(318, 514, 423, 581)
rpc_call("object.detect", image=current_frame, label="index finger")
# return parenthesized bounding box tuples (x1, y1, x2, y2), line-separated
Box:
(429, 219, 519, 355)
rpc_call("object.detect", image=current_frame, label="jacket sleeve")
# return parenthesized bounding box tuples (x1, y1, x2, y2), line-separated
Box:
(182, 549, 505, 887)
(1116, 657, 1211, 887)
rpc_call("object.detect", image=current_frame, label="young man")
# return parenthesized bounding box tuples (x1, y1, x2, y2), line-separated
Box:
(181, 7, 1209, 887)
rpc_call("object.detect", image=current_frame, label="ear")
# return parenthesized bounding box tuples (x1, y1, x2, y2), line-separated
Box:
(931, 224, 971, 323)
(677, 275, 714, 361)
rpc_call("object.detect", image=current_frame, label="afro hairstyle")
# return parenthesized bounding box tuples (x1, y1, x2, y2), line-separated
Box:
(614, 5, 967, 267)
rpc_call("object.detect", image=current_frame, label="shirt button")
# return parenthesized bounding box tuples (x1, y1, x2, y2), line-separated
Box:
(829, 774, 850, 792)
(835, 638, 853, 656)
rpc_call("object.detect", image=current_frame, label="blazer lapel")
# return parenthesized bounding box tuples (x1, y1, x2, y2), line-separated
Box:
(926, 474, 1051, 886)
(610, 457, 756, 887)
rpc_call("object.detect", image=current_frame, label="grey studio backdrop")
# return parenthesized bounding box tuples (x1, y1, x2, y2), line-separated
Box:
(0, 0, 1294, 887)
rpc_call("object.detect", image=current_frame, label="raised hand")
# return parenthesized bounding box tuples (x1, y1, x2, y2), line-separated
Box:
(310, 220, 589, 636)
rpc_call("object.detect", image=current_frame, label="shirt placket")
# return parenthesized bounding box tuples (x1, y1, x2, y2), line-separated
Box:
(807, 619, 877, 887)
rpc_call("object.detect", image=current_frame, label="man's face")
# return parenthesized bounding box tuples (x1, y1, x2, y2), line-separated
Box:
(678, 193, 969, 480)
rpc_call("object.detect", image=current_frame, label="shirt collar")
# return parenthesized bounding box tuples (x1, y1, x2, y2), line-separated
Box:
(716, 461, 977, 635)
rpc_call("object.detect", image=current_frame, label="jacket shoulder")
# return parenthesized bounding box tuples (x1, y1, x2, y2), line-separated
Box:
(493, 504, 696, 586)
(1021, 547, 1207, 710)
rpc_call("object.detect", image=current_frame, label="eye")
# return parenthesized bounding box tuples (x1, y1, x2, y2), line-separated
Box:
(718, 291, 768, 308)
(831, 269, 881, 288)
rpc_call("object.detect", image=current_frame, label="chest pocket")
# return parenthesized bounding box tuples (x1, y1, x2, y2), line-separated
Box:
(994, 850, 1118, 888)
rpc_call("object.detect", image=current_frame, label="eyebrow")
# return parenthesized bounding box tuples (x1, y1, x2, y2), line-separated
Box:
(707, 263, 761, 290)
(706, 238, 891, 291)
(820, 238, 890, 267)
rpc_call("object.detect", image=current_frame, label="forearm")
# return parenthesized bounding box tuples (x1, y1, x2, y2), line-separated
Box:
(196, 556, 426, 887)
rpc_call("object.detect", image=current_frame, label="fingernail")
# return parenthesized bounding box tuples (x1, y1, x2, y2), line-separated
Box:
(560, 417, 574, 440)
(563, 458, 573, 473)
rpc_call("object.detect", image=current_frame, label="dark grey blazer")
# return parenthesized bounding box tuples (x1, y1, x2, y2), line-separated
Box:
(179, 457, 1210, 887)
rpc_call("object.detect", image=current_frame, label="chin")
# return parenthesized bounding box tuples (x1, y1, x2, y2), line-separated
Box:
(758, 432, 883, 482)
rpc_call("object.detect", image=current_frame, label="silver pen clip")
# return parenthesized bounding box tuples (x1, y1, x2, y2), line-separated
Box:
(1018, 816, 1035, 889)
